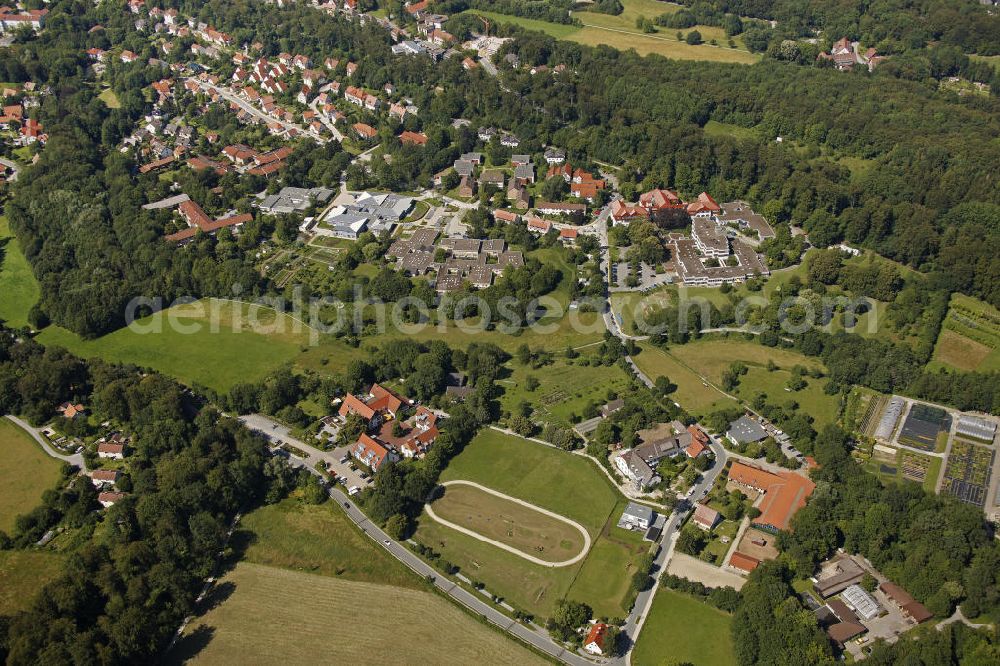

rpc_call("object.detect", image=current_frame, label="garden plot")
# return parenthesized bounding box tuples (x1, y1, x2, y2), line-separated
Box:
(943, 441, 995, 507)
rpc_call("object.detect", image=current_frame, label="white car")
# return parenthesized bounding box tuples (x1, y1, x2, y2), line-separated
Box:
(348, 486, 360, 496)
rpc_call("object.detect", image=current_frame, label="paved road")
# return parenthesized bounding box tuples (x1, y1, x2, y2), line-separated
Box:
(239, 412, 595, 665)
(0, 157, 20, 181)
(4, 414, 86, 470)
(425, 480, 592, 567)
(307, 97, 344, 142)
(189, 79, 323, 144)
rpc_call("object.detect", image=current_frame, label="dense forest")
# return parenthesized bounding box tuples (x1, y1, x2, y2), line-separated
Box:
(676, 0, 1000, 56)
(0, 324, 303, 663)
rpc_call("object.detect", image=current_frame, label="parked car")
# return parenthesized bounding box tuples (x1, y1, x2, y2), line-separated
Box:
(348, 486, 360, 496)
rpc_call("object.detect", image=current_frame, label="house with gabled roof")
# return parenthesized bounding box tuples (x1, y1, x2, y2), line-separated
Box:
(351, 433, 397, 472)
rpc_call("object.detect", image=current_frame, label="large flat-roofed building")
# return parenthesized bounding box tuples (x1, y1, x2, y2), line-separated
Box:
(319, 191, 414, 239)
(673, 238, 769, 287)
(692, 217, 729, 257)
(717, 201, 775, 241)
(813, 553, 866, 598)
(258, 186, 334, 214)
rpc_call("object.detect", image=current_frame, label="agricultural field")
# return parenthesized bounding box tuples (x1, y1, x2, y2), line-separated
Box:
(0, 216, 41, 329)
(0, 550, 65, 616)
(428, 482, 587, 564)
(862, 443, 941, 493)
(942, 441, 995, 507)
(0, 418, 64, 533)
(632, 589, 736, 666)
(465, 1, 758, 65)
(898, 403, 950, 453)
(35, 299, 360, 394)
(929, 294, 1000, 373)
(842, 386, 885, 437)
(235, 496, 421, 589)
(169, 563, 548, 666)
(498, 354, 632, 428)
(417, 428, 652, 618)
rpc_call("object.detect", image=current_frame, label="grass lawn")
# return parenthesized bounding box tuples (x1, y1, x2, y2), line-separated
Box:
(971, 55, 1000, 73)
(610, 288, 673, 337)
(498, 355, 632, 427)
(236, 495, 421, 589)
(734, 366, 840, 429)
(633, 588, 736, 666)
(632, 342, 737, 417)
(0, 216, 41, 328)
(98, 88, 121, 108)
(430, 483, 586, 563)
(668, 338, 824, 385)
(418, 429, 650, 618)
(0, 550, 65, 616)
(704, 119, 759, 141)
(169, 562, 548, 666)
(465, 3, 758, 64)
(0, 418, 64, 533)
(35, 299, 360, 394)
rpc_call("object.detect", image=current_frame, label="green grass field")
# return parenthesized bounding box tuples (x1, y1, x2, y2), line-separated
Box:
(418, 429, 650, 618)
(0, 216, 41, 328)
(632, 589, 736, 666)
(98, 88, 121, 109)
(703, 119, 759, 141)
(0, 550, 65, 616)
(498, 355, 632, 427)
(35, 299, 358, 394)
(633, 342, 737, 416)
(466, 1, 758, 64)
(170, 563, 549, 666)
(430, 483, 586, 563)
(970, 55, 1000, 73)
(735, 366, 840, 428)
(236, 495, 421, 589)
(0, 419, 64, 534)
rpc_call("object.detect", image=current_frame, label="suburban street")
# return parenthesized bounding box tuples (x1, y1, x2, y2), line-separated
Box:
(188, 78, 324, 143)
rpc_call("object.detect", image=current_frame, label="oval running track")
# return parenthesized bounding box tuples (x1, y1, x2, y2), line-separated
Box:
(424, 480, 592, 568)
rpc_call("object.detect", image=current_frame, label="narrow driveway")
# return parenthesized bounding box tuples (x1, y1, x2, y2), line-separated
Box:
(4, 414, 86, 470)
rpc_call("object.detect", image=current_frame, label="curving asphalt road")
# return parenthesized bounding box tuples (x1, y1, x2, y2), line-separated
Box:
(425, 480, 592, 568)
(4, 414, 86, 470)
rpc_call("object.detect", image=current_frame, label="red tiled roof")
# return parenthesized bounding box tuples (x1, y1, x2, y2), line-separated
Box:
(584, 623, 609, 653)
(729, 551, 760, 572)
(399, 130, 427, 146)
(559, 227, 578, 239)
(685, 439, 706, 458)
(728, 462, 815, 532)
(368, 383, 405, 415)
(339, 394, 376, 421)
(91, 469, 119, 481)
(97, 442, 124, 455)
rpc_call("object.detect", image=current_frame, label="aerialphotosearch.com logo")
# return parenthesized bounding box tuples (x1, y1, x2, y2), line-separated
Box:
(123, 283, 879, 345)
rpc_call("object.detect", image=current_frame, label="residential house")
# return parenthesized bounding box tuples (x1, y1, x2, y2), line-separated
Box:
(351, 433, 397, 472)
(353, 122, 377, 140)
(619, 502, 655, 531)
(98, 491, 125, 508)
(692, 503, 721, 530)
(544, 147, 565, 164)
(90, 470, 120, 487)
(583, 623, 610, 656)
(97, 441, 125, 460)
(59, 402, 86, 419)
(400, 130, 427, 146)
